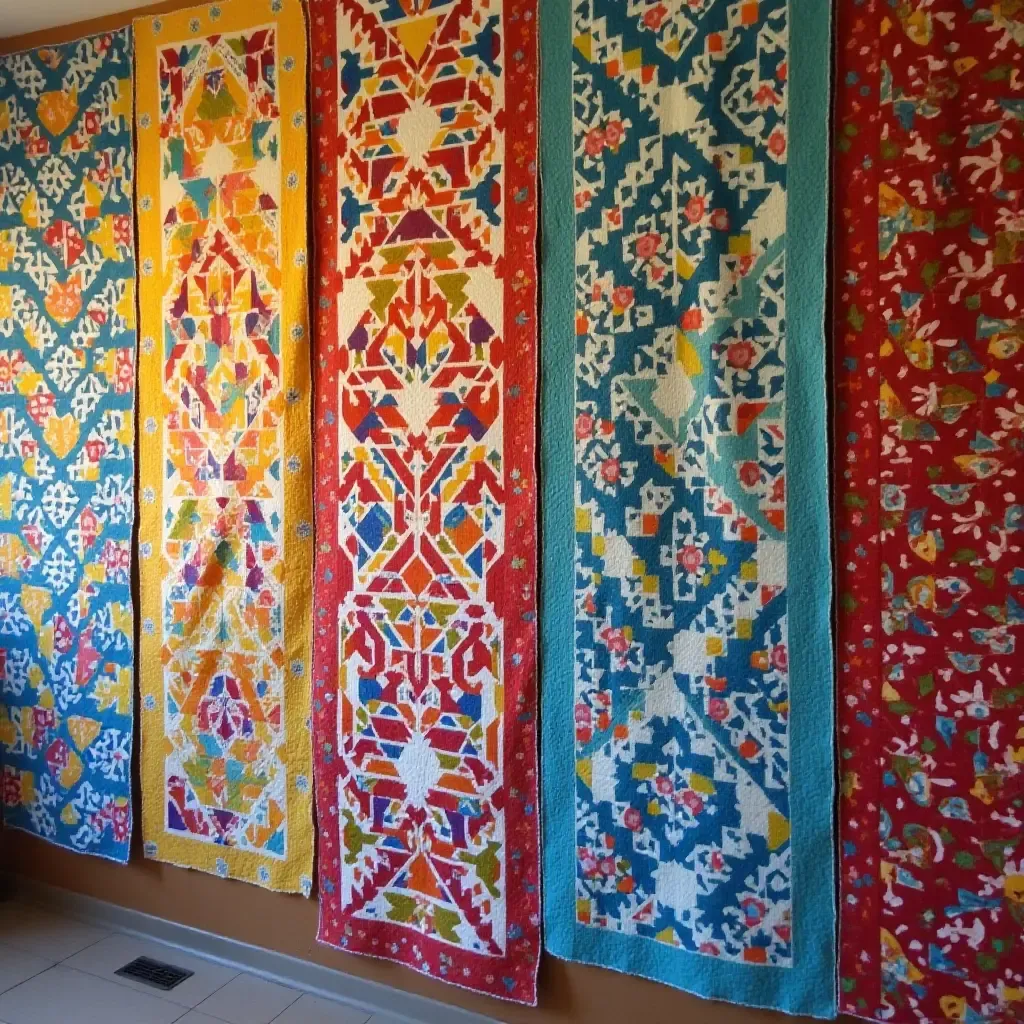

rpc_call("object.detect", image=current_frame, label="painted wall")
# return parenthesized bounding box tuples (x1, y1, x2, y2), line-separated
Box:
(0, 0, 144, 39)
(0, 3, 848, 1022)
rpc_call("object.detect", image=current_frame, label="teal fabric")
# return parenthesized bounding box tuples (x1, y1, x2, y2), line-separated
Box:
(540, 0, 837, 1015)
(0, 29, 136, 863)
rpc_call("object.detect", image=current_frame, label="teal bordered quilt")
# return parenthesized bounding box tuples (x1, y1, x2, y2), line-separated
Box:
(0, 29, 136, 862)
(540, 0, 836, 1015)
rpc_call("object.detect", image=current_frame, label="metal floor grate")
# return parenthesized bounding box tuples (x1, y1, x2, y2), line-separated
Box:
(115, 955, 194, 991)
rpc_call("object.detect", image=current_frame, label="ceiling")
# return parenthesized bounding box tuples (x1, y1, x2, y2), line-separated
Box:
(0, 0, 142, 39)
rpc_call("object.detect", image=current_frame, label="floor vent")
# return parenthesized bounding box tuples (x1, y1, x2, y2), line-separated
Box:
(115, 956, 194, 991)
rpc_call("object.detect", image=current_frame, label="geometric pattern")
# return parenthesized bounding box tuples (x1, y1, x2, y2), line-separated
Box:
(0, 29, 136, 862)
(570, 0, 794, 966)
(835, 1, 1024, 1021)
(310, 0, 541, 1003)
(135, 0, 314, 893)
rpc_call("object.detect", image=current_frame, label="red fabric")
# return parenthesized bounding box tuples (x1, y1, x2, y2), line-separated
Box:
(309, 0, 540, 1005)
(835, 2, 1024, 1021)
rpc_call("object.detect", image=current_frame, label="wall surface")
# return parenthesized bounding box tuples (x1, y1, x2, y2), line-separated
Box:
(0, 0, 143, 38)
(0, 4, 849, 1023)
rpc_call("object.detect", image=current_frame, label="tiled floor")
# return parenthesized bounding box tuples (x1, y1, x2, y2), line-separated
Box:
(0, 902, 401, 1024)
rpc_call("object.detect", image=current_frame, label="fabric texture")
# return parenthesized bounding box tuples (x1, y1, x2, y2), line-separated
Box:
(541, 0, 837, 1015)
(135, 0, 314, 893)
(309, 0, 541, 1004)
(835, 2, 1024, 1021)
(0, 29, 136, 862)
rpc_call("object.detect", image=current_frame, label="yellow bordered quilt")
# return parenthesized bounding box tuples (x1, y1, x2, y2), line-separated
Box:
(135, 0, 313, 893)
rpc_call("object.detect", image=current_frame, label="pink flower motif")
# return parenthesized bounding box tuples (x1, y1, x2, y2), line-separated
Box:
(681, 307, 703, 331)
(677, 544, 704, 573)
(52, 614, 74, 654)
(601, 458, 621, 483)
(601, 627, 629, 654)
(771, 644, 789, 672)
(585, 127, 606, 156)
(768, 129, 787, 157)
(624, 807, 643, 831)
(612, 285, 635, 311)
(0, 354, 16, 391)
(708, 697, 730, 722)
(106, 801, 130, 843)
(599, 856, 617, 876)
(739, 461, 761, 488)
(605, 120, 625, 149)
(684, 195, 706, 224)
(643, 4, 668, 30)
(710, 207, 729, 231)
(655, 775, 674, 796)
(2, 767, 21, 807)
(682, 790, 704, 815)
(575, 412, 595, 439)
(710, 851, 725, 871)
(727, 340, 755, 369)
(635, 232, 661, 260)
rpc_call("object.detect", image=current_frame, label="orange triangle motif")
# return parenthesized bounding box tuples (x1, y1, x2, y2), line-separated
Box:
(407, 851, 442, 898)
(736, 401, 767, 435)
(395, 16, 439, 64)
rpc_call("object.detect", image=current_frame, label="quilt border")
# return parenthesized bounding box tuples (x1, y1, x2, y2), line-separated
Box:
(309, 0, 542, 1005)
(539, 0, 838, 1015)
(134, 0, 314, 894)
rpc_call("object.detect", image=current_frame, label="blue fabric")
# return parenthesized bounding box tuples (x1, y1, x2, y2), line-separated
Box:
(0, 29, 136, 862)
(540, 0, 836, 1014)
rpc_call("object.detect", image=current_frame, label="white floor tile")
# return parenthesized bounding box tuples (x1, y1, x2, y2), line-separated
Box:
(196, 973, 300, 1024)
(273, 993, 373, 1024)
(0, 904, 109, 961)
(0, 944, 54, 995)
(0, 966, 183, 1024)
(62, 932, 239, 1007)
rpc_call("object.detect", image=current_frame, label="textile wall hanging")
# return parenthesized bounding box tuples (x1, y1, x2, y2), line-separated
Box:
(0, 30, 136, 862)
(135, 0, 314, 893)
(835, 1, 1024, 1022)
(541, 0, 837, 1015)
(309, 0, 541, 1004)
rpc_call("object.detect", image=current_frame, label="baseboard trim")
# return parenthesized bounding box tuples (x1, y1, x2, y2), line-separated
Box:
(4, 875, 496, 1024)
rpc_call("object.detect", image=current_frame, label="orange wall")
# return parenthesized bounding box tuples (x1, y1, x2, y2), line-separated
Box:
(0, 5, 846, 1023)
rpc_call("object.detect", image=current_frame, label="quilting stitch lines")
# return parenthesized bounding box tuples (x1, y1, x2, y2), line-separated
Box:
(0, 28, 136, 862)
(135, 0, 314, 893)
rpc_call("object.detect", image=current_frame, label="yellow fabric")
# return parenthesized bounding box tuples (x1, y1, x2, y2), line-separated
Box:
(135, 0, 313, 893)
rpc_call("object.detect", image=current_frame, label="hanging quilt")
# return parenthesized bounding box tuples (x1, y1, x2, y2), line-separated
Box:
(135, 0, 314, 893)
(309, 0, 541, 1004)
(541, 0, 837, 1015)
(835, 1, 1024, 1022)
(0, 30, 136, 862)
